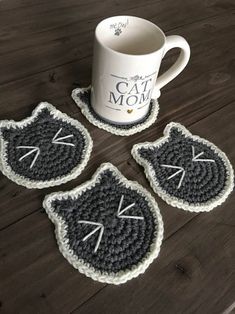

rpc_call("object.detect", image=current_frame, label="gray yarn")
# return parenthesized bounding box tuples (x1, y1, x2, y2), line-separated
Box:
(138, 127, 227, 203)
(78, 90, 154, 129)
(52, 169, 156, 273)
(2, 108, 86, 181)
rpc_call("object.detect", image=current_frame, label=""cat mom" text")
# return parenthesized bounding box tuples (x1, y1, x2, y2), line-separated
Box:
(108, 78, 153, 107)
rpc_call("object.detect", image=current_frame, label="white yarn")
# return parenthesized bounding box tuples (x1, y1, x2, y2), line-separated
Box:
(71, 86, 160, 136)
(43, 162, 164, 285)
(0, 102, 93, 189)
(131, 122, 234, 212)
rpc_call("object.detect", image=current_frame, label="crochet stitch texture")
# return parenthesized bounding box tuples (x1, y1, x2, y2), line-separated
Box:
(132, 122, 234, 212)
(71, 86, 160, 136)
(0, 103, 93, 188)
(43, 163, 164, 284)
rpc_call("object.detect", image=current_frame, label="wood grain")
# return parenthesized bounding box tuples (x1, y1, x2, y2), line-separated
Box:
(72, 103, 235, 314)
(1, 12, 235, 229)
(0, 0, 234, 313)
(0, 1, 234, 85)
(0, 102, 234, 314)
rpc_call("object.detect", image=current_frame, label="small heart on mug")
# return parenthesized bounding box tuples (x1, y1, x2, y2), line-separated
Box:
(127, 109, 133, 114)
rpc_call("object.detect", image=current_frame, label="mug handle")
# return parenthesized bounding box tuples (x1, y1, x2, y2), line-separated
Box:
(151, 35, 190, 99)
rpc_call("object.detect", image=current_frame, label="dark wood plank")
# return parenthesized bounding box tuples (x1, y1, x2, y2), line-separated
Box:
(0, 0, 97, 12)
(0, 0, 234, 85)
(0, 101, 234, 314)
(0, 12, 234, 119)
(0, 1, 234, 313)
(74, 198, 235, 314)
(71, 102, 235, 314)
(0, 210, 105, 314)
(0, 0, 230, 54)
(1, 51, 234, 230)
(0, 159, 195, 314)
(0, 95, 232, 232)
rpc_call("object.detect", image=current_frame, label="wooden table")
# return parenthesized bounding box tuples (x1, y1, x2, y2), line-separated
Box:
(0, 1, 234, 313)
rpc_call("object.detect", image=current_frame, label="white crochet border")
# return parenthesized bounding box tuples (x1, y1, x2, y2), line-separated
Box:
(71, 86, 160, 136)
(0, 102, 93, 189)
(131, 122, 234, 212)
(43, 162, 164, 285)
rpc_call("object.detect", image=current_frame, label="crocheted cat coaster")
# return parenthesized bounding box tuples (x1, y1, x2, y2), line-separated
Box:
(132, 122, 234, 212)
(43, 162, 164, 284)
(71, 86, 159, 136)
(0, 103, 93, 189)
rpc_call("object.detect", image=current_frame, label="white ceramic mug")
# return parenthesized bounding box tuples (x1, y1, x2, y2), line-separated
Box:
(91, 16, 190, 124)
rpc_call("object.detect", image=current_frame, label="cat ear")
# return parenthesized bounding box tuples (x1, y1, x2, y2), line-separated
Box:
(0, 105, 53, 141)
(99, 168, 119, 186)
(33, 105, 53, 121)
(165, 122, 191, 140)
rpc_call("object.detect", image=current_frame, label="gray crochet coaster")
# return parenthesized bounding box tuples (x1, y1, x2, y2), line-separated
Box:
(71, 86, 159, 136)
(43, 163, 163, 284)
(0, 103, 93, 189)
(132, 122, 234, 212)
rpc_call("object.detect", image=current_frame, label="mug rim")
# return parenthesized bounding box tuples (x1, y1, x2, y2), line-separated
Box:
(95, 15, 166, 57)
